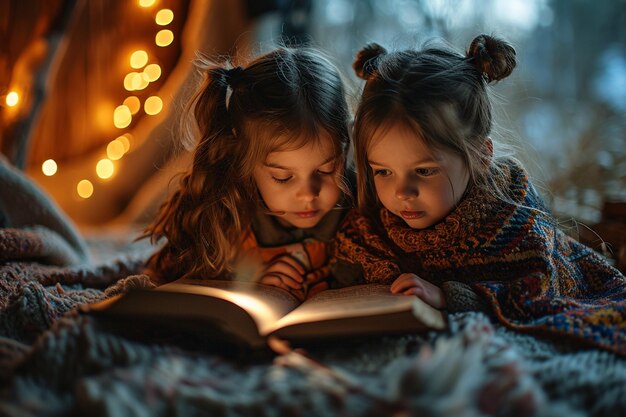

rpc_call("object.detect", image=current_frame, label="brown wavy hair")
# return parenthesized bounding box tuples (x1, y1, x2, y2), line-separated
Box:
(352, 34, 519, 219)
(144, 47, 351, 282)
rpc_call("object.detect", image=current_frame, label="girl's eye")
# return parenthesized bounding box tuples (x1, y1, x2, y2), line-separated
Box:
(415, 168, 439, 176)
(317, 169, 335, 176)
(272, 176, 292, 184)
(373, 169, 391, 177)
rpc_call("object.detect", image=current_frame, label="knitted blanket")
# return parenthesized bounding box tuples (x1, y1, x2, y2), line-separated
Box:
(0, 155, 90, 265)
(0, 231, 151, 347)
(2, 223, 626, 416)
(332, 162, 626, 356)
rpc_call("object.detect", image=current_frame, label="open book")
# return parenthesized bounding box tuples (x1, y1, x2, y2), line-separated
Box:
(84, 278, 447, 350)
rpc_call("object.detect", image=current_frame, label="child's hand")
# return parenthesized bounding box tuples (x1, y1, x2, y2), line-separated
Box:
(258, 254, 306, 300)
(390, 273, 447, 309)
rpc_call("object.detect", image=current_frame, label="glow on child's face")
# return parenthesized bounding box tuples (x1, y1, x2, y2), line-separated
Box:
(367, 123, 469, 229)
(253, 133, 342, 229)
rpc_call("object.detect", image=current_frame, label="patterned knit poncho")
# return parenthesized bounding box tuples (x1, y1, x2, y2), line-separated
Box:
(332, 162, 626, 355)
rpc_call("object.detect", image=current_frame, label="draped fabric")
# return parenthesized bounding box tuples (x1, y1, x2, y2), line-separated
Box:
(332, 161, 626, 355)
(237, 203, 360, 299)
(240, 230, 331, 299)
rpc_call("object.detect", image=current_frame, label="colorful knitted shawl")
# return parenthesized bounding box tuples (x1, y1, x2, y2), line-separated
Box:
(332, 162, 626, 355)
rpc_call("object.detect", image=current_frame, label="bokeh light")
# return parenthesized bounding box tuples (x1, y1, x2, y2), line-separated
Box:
(155, 30, 174, 47)
(130, 50, 149, 69)
(42, 159, 57, 176)
(107, 139, 126, 160)
(124, 72, 142, 91)
(113, 105, 132, 128)
(123, 96, 141, 114)
(138, 0, 156, 8)
(96, 159, 115, 179)
(77, 180, 94, 198)
(143, 64, 161, 82)
(156, 9, 174, 25)
(6, 91, 19, 107)
(144, 96, 163, 115)
(118, 134, 132, 153)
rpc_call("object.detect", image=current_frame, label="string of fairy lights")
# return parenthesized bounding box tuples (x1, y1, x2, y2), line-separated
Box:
(4, 0, 175, 199)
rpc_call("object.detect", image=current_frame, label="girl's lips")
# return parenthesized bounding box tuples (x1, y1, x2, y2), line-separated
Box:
(294, 210, 320, 218)
(400, 210, 425, 219)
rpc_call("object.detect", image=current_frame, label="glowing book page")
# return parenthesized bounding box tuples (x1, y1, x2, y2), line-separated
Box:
(163, 279, 300, 335)
(267, 284, 446, 339)
(87, 279, 300, 348)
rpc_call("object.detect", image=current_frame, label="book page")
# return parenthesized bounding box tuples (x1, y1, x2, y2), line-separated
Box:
(267, 284, 445, 334)
(162, 279, 301, 334)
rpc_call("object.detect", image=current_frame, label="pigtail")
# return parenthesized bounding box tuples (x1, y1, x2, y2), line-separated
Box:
(466, 34, 517, 83)
(353, 43, 387, 81)
(464, 35, 521, 207)
(144, 62, 252, 282)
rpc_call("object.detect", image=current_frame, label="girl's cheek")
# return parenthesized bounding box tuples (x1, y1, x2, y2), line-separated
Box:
(373, 177, 389, 194)
(327, 182, 342, 205)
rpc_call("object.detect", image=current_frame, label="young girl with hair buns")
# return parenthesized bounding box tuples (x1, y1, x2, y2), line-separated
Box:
(144, 47, 360, 301)
(332, 35, 626, 355)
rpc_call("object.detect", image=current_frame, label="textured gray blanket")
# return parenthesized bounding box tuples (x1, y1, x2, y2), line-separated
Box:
(1, 229, 626, 416)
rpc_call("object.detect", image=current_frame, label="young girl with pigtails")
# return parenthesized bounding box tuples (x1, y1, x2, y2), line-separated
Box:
(332, 34, 626, 355)
(144, 47, 361, 301)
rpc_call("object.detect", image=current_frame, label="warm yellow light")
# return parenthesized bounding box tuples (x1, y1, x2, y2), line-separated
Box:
(124, 73, 140, 91)
(155, 30, 174, 47)
(138, 0, 156, 7)
(124, 73, 147, 91)
(143, 64, 161, 82)
(107, 139, 126, 160)
(42, 159, 57, 176)
(155, 9, 174, 25)
(77, 180, 94, 198)
(132, 73, 145, 90)
(6, 91, 19, 107)
(96, 159, 115, 179)
(144, 96, 163, 115)
(130, 50, 149, 69)
(133, 76, 149, 91)
(113, 105, 132, 128)
(118, 134, 132, 153)
(123, 96, 141, 114)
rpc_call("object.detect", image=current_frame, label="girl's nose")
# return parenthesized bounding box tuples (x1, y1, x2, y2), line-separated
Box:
(395, 180, 418, 200)
(296, 180, 320, 202)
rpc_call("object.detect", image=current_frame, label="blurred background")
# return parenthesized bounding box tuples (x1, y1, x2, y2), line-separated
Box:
(1, 0, 625, 266)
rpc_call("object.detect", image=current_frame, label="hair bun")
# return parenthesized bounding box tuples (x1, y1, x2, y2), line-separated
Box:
(226, 66, 245, 88)
(467, 35, 516, 83)
(353, 43, 387, 80)
(209, 66, 245, 89)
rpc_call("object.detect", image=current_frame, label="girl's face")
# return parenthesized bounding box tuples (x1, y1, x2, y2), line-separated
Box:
(253, 133, 342, 229)
(367, 122, 469, 229)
